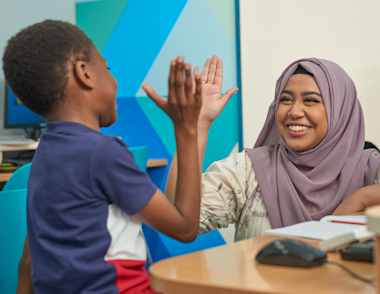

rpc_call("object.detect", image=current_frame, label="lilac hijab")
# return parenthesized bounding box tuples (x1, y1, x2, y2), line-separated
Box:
(246, 58, 380, 228)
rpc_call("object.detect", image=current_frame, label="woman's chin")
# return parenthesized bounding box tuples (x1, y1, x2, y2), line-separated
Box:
(286, 142, 313, 152)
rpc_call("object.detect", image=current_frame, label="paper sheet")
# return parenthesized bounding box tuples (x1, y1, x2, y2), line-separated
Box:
(265, 221, 363, 240)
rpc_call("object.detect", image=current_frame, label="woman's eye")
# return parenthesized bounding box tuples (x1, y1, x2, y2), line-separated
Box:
(279, 97, 292, 102)
(304, 98, 319, 103)
(107, 67, 111, 70)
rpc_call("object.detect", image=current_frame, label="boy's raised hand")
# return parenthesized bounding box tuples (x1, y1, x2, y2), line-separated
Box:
(142, 56, 202, 131)
(137, 56, 202, 242)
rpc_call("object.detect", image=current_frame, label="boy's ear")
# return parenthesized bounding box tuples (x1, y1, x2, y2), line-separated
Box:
(74, 61, 95, 89)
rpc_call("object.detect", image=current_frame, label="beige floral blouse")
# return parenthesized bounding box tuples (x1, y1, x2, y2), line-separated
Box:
(199, 150, 380, 242)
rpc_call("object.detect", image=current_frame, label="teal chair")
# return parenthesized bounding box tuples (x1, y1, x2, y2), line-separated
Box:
(0, 188, 28, 294)
(2, 163, 32, 191)
(129, 146, 149, 172)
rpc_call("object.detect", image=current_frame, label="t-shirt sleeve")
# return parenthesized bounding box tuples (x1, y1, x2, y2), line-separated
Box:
(89, 136, 157, 215)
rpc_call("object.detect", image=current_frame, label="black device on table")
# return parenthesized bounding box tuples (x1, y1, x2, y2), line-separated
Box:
(341, 239, 374, 263)
(255, 239, 326, 268)
(255, 239, 375, 283)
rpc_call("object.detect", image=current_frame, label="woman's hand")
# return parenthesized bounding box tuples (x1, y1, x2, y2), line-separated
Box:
(193, 55, 238, 129)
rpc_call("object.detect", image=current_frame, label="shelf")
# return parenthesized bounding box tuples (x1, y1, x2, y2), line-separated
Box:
(147, 159, 168, 168)
(0, 159, 168, 183)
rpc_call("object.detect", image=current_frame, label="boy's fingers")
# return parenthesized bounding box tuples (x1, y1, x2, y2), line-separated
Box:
(168, 59, 176, 102)
(184, 62, 193, 101)
(175, 56, 186, 103)
(207, 55, 218, 84)
(141, 83, 167, 110)
(193, 73, 202, 105)
(200, 58, 211, 83)
(192, 66, 199, 94)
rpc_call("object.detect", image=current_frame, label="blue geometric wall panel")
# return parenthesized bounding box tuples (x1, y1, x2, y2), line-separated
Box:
(136, 97, 176, 157)
(102, 0, 187, 98)
(101, 97, 172, 191)
(135, 0, 236, 97)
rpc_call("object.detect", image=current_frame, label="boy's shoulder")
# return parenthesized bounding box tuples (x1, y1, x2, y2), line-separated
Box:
(38, 121, 132, 167)
(42, 121, 126, 148)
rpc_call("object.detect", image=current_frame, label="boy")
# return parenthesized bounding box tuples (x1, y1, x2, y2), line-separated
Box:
(3, 20, 202, 294)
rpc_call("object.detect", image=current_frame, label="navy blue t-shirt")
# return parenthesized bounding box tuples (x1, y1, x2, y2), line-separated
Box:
(27, 121, 157, 293)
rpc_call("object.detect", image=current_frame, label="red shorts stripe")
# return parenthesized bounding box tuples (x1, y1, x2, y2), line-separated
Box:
(107, 259, 160, 294)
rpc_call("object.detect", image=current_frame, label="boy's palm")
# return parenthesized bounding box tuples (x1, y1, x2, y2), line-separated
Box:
(142, 56, 202, 131)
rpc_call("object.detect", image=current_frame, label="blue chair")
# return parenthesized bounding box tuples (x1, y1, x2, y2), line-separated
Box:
(0, 188, 28, 294)
(2, 163, 32, 191)
(142, 225, 226, 264)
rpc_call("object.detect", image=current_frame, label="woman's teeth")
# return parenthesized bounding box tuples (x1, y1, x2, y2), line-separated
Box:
(288, 125, 309, 132)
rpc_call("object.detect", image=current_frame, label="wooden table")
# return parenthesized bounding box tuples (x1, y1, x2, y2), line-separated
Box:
(150, 234, 375, 294)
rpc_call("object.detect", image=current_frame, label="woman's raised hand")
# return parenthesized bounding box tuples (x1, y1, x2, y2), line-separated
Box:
(141, 56, 202, 132)
(193, 55, 239, 128)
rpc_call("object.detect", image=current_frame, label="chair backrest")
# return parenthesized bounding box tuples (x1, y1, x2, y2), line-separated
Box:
(0, 189, 28, 294)
(2, 163, 32, 191)
(129, 146, 149, 172)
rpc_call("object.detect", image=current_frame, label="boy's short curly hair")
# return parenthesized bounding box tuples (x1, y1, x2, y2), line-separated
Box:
(2, 20, 94, 116)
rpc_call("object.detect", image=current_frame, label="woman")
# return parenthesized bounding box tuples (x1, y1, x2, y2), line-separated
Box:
(166, 56, 380, 241)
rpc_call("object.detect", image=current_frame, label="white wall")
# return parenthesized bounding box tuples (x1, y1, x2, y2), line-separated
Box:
(239, 0, 380, 148)
(0, 0, 76, 137)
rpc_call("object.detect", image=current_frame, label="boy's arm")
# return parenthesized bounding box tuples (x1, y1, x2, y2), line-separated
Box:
(137, 56, 202, 242)
(333, 184, 380, 215)
(165, 56, 238, 204)
(16, 236, 34, 294)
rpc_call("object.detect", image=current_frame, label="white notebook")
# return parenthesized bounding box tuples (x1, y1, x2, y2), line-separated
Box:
(265, 221, 363, 241)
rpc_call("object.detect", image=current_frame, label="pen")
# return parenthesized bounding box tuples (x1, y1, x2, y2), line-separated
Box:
(328, 220, 366, 226)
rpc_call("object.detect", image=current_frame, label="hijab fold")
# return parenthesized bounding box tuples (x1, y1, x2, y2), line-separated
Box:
(246, 58, 380, 228)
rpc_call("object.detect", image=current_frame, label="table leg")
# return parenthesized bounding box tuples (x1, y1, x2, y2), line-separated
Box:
(377, 236, 380, 293)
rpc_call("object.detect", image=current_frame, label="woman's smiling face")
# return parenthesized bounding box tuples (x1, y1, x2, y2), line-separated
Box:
(276, 74, 328, 152)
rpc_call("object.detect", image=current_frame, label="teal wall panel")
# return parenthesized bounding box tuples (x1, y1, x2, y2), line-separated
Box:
(204, 94, 239, 171)
(76, 0, 130, 52)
